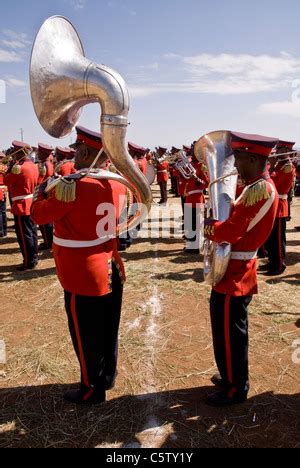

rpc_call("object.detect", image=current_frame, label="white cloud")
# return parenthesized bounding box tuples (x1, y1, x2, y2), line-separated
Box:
(70, 0, 87, 9)
(1, 40, 28, 49)
(6, 78, 27, 88)
(129, 52, 300, 98)
(0, 49, 22, 62)
(258, 101, 300, 118)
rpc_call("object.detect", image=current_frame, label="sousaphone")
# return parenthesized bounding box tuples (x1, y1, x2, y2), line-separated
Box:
(30, 16, 152, 233)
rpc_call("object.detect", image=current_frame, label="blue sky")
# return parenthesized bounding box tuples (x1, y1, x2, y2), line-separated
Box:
(1, 0, 300, 150)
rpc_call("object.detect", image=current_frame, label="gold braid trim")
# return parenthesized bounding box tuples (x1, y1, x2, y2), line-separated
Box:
(38, 163, 47, 177)
(11, 165, 22, 175)
(241, 180, 270, 207)
(55, 178, 76, 203)
(282, 164, 293, 174)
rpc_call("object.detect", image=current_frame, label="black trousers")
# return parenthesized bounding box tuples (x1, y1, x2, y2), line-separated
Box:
(158, 181, 168, 204)
(39, 224, 53, 249)
(64, 265, 123, 393)
(210, 290, 252, 394)
(265, 217, 287, 271)
(0, 199, 7, 237)
(14, 215, 38, 267)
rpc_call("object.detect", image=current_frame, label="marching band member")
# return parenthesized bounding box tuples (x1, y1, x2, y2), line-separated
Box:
(184, 153, 209, 254)
(204, 132, 279, 406)
(31, 126, 127, 405)
(55, 147, 76, 176)
(0, 151, 8, 238)
(263, 141, 296, 276)
(4, 141, 39, 271)
(156, 147, 169, 205)
(37, 143, 54, 250)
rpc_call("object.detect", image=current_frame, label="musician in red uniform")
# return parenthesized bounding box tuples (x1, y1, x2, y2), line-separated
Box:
(55, 147, 76, 176)
(184, 155, 209, 254)
(4, 141, 39, 271)
(263, 140, 296, 276)
(128, 142, 147, 175)
(0, 151, 8, 238)
(37, 143, 54, 249)
(169, 146, 180, 195)
(204, 132, 279, 406)
(31, 126, 127, 405)
(156, 147, 169, 205)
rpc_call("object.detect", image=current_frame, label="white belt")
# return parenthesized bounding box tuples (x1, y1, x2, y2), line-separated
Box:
(231, 251, 258, 261)
(0, 185, 5, 189)
(53, 235, 114, 248)
(11, 194, 33, 202)
(279, 194, 288, 200)
(158, 170, 168, 173)
(187, 190, 203, 196)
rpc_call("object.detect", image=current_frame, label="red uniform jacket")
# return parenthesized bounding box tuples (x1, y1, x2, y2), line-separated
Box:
(135, 158, 148, 176)
(57, 161, 76, 176)
(205, 174, 278, 297)
(4, 159, 39, 216)
(37, 160, 55, 185)
(177, 173, 188, 197)
(271, 161, 295, 218)
(0, 168, 7, 202)
(31, 176, 127, 297)
(156, 160, 169, 183)
(185, 162, 209, 207)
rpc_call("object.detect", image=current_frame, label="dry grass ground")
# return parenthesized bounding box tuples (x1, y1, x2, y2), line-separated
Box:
(0, 185, 299, 448)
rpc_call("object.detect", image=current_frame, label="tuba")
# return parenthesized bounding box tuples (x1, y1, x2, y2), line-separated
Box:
(194, 131, 238, 286)
(30, 16, 152, 234)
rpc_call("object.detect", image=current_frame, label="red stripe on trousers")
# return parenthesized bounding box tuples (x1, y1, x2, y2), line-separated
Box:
(18, 216, 28, 267)
(70, 294, 90, 389)
(278, 219, 283, 269)
(224, 295, 233, 385)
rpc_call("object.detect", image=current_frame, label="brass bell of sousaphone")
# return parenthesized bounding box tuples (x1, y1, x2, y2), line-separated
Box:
(30, 16, 152, 234)
(194, 131, 238, 286)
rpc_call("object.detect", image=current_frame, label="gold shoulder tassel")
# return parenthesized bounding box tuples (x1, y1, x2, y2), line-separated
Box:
(242, 180, 270, 207)
(39, 164, 47, 176)
(12, 165, 22, 175)
(55, 178, 76, 202)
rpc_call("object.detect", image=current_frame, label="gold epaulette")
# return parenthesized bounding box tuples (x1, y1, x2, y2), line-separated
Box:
(11, 164, 22, 175)
(241, 180, 270, 207)
(39, 164, 47, 177)
(55, 178, 76, 202)
(282, 163, 293, 174)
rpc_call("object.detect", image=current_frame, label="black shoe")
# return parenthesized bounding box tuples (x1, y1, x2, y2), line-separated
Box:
(257, 263, 272, 272)
(184, 249, 200, 254)
(211, 373, 225, 387)
(104, 371, 118, 391)
(206, 390, 247, 407)
(295, 226, 300, 231)
(16, 263, 38, 272)
(64, 388, 106, 405)
(39, 242, 51, 251)
(264, 266, 286, 276)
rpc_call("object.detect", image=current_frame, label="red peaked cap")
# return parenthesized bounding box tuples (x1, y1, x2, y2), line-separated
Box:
(38, 143, 53, 156)
(128, 142, 146, 155)
(56, 146, 73, 159)
(158, 146, 167, 153)
(276, 140, 295, 150)
(171, 146, 180, 153)
(183, 145, 191, 152)
(12, 140, 32, 150)
(231, 132, 279, 157)
(76, 125, 103, 150)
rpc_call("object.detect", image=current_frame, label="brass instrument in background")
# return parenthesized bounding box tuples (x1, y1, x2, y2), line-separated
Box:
(195, 131, 238, 286)
(30, 16, 152, 234)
